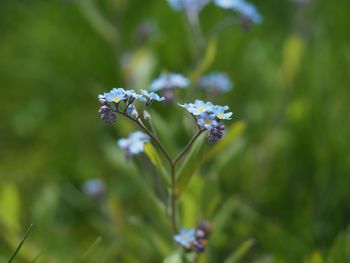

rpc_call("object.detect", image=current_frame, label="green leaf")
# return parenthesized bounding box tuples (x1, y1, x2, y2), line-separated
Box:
(223, 238, 256, 263)
(0, 183, 21, 232)
(8, 224, 34, 263)
(144, 143, 170, 185)
(176, 133, 206, 196)
(190, 38, 218, 81)
(202, 120, 246, 164)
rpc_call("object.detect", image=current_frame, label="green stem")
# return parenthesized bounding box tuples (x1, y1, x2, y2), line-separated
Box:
(119, 111, 205, 233)
(8, 224, 34, 263)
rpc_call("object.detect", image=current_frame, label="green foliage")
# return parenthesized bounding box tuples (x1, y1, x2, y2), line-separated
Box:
(1, 0, 350, 262)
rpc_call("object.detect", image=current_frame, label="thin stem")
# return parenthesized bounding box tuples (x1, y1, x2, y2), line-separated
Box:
(118, 110, 205, 234)
(170, 164, 177, 233)
(191, 114, 201, 131)
(8, 224, 34, 263)
(173, 129, 205, 167)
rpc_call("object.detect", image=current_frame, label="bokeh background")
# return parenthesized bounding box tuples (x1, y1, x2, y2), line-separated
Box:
(1, 0, 350, 262)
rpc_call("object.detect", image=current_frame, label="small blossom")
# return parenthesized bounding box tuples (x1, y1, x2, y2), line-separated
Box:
(105, 88, 127, 103)
(150, 73, 189, 91)
(214, 0, 262, 24)
(167, 0, 210, 13)
(126, 104, 138, 118)
(198, 72, 233, 94)
(198, 113, 218, 130)
(141, 89, 165, 102)
(82, 179, 105, 199)
(174, 228, 196, 248)
(178, 100, 214, 115)
(125, 89, 147, 103)
(211, 105, 233, 120)
(117, 131, 150, 156)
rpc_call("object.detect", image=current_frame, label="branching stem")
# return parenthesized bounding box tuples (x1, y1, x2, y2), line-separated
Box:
(117, 110, 205, 233)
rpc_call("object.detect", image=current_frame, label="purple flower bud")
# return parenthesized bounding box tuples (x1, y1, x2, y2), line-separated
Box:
(196, 229, 205, 239)
(99, 106, 116, 125)
(193, 239, 205, 253)
(99, 98, 107, 106)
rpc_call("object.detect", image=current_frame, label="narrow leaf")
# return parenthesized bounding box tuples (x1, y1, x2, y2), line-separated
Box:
(176, 133, 206, 196)
(202, 121, 246, 164)
(223, 238, 255, 263)
(8, 224, 34, 263)
(144, 143, 170, 185)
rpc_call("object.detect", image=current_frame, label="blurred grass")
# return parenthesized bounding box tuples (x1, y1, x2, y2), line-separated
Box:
(1, 0, 350, 262)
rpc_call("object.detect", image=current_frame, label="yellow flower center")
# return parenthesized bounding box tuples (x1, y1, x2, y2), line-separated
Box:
(218, 113, 224, 118)
(198, 106, 205, 112)
(205, 119, 211, 125)
(113, 97, 121, 103)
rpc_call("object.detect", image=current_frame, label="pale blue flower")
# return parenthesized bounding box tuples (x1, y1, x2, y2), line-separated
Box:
(199, 72, 233, 93)
(214, 0, 262, 24)
(117, 131, 150, 155)
(174, 228, 196, 248)
(151, 73, 189, 91)
(83, 179, 105, 198)
(167, 0, 210, 13)
(125, 89, 147, 103)
(105, 88, 126, 103)
(198, 113, 218, 130)
(141, 90, 165, 102)
(211, 105, 233, 120)
(178, 100, 214, 115)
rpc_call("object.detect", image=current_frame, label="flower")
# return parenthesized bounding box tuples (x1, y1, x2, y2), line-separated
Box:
(197, 113, 218, 130)
(178, 100, 214, 115)
(105, 88, 127, 103)
(211, 105, 233, 120)
(117, 131, 150, 156)
(198, 72, 233, 93)
(150, 73, 189, 91)
(82, 179, 105, 199)
(126, 104, 138, 118)
(214, 0, 262, 24)
(167, 0, 210, 13)
(125, 89, 147, 103)
(174, 228, 196, 248)
(141, 90, 165, 102)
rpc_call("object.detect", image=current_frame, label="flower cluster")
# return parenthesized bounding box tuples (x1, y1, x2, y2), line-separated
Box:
(98, 88, 164, 124)
(117, 131, 150, 157)
(214, 0, 263, 24)
(198, 72, 233, 95)
(174, 221, 212, 253)
(179, 100, 232, 143)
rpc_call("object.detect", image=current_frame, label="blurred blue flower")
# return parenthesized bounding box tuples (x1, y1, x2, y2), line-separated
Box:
(117, 131, 150, 156)
(199, 72, 233, 93)
(174, 228, 196, 248)
(178, 100, 214, 115)
(167, 0, 209, 13)
(151, 73, 189, 91)
(141, 90, 165, 102)
(211, 105, 233, 120)
(214, 0, 262, 24)
(105, 88, 127, 103)
(198, 113, 218, 130)
(83, 179, 105, 198)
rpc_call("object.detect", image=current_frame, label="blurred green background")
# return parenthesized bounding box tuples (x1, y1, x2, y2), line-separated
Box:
(1, 0, 350, 262)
